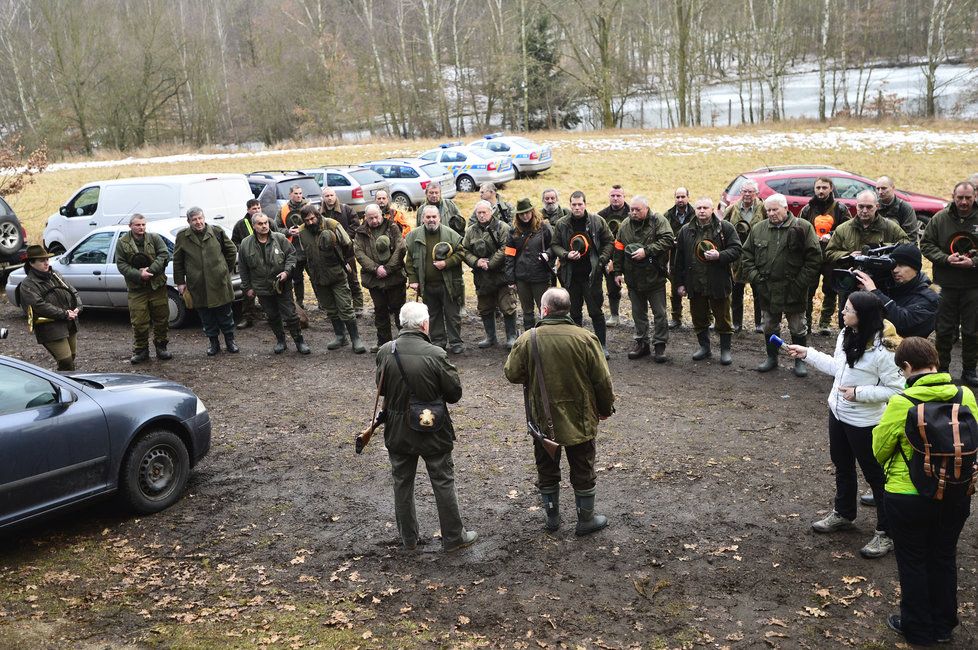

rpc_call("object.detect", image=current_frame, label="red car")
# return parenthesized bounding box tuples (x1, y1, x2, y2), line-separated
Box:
(720, 165, 946, 233)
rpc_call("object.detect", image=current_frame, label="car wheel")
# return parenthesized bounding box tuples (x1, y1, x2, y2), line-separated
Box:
(46, 241, 66, 255)
(391, 192, 412, 211)
(916, 212, 930, 241)
(456, 175, 476, 193)
(0, 215, 23, 256)
(167, 287, 189, 328)
(120, 429, 191, 515)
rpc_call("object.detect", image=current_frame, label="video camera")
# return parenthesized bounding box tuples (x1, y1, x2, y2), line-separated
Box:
(831, 244, 897, 294)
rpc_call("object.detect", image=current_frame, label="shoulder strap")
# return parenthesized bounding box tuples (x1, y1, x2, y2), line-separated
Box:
(530, 329, 556, 438)
(390, 341, 416, 399)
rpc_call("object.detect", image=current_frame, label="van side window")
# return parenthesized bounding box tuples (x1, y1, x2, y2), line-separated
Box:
(68, 187, 100, 217)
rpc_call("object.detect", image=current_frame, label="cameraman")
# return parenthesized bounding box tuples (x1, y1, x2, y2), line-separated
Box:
(854, 244, 938, 338)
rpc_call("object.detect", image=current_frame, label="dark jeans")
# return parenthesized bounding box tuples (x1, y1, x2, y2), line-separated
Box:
(828, 412, 887, 531)
(369, 285, 406, 344)
(568, 280, 606, 345)
(257, 292, 300, 338)
(516, 280, 548, 326)
(604, 269, 620, 311)
(423, 283, 462, 348)
(535, 438, 597, 492)
(389, 450, 466, 549)
(886, 492, 971, 645)
(669, 278, 683, 322)
(935, 286, 978, 372)
(198, 303, 235, 338)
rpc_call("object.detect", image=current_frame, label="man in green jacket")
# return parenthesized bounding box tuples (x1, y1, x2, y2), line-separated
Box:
(504, 287, 615, 536)
(354, 203, 407, 353)
(405, 205, 465, 353)
(799, 177, 852, 335)
(723, 180, 767, 332)
(238, 213, 310, 355)
(462, 200, 517, 349)
(375, 301, 477, 552)
(740, 194, 823, 376)
(173, 207, 239, 357)
(611, 195, 675, 362)
(416, 183, 464, 235)
(921, 181, 978, 387)
(115, 214, 172, 364)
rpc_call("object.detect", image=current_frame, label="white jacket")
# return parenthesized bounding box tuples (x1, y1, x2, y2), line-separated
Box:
(805, 331, 903, 427)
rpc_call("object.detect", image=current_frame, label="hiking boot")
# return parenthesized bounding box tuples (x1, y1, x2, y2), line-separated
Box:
(154, 341, 172, 360)
(369, 343, 380, 354)
(130, 348, 150, 364)
(224, 332, 240, 353)
(478, 315, 497, 348)
(668, 319, 681, 330)
(859, 530, 894, 559)
(574, 488, 608, 536)
(791, 334, 808, 377)
(236, 317, 253, 330)
(732, 322, 743, 333)
(273, 335, 287, 354)
(449, 343, 464, 355)
(504, 314, 518, 349)
(602, 346, 610, 360)
(811, 510, 855, 533)
(753, 324, 764, 334)
(692, 331, 711, 361)
(540, 489, 560, 532)
(345, 320, 366, 354)
(627, 340, 650, 360)
(293, 335, 311, 355)
(445, 530, 478, 552)
(327, 319, 348, 350)
(653, 343, 668, 363)
(719, 333, 733, 366)
(818, 325, 832, 336)
(756, 341, 778, 372)
(962, 368, 978, 388)
(859, 491, 875, 507)
(606, 314, 619, 327)
(206, 336, 221, 357)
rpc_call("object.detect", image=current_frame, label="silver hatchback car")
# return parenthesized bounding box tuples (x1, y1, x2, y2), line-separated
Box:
(418, 144, 516, 193)
(360, 158, 457, 210)
(301, 166, 389, 214)
(5, 219, 242, 329)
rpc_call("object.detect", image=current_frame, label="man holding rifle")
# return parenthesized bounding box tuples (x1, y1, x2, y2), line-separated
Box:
(504, 287, 615, 536)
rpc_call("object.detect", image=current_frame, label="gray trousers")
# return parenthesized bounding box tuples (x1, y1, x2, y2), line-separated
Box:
(423, 284, 462, 348)
(629, 285, 668, 345)
(389, 450, 465, 549)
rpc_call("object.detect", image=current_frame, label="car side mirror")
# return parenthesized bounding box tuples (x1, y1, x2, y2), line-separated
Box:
(56, 386, 77, 404)
(60, 205, 69, 217)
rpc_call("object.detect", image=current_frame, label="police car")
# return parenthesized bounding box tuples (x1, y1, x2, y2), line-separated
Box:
(419, 143, 516, 193)
(467, 133, 553, 177)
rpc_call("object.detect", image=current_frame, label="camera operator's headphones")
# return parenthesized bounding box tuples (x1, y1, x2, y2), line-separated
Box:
(949, 232, 978, 258)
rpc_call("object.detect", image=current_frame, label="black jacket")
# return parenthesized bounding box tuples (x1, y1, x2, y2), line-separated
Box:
(871, 272, 939, 338)
(504, 225, 553, 284)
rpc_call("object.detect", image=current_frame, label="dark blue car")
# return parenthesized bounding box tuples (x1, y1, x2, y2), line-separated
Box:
(0, 355, 211, 531)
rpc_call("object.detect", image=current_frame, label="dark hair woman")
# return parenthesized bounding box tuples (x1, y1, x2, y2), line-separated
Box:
(785, 291, 903, 558)
(504, 198, 554, 331)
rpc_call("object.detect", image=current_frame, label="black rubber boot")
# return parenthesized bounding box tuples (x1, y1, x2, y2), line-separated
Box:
(692, 331, 712, 361)
(756, 341, 778, 372)
(478, 315, 497, 348)
(273, 335, 287, 354)
(130, 348, 150, 364)
(345, 320, 366, 354)
(540, 488, 560, 532)
(719, 333, 733, 366)
(327, 319, 348, 350)
(206, 336, 221, 356)
(503, 314, 518, 349)
(57, 358, 75, 371)
(154, 341, 172, 360)
(791, 334, 808, 377)
(574, 488, 609, 536)
(224, 332, 240, 353)
(293, 334, 311, 355)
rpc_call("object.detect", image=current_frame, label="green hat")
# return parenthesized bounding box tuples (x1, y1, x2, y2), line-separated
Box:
(433, 241, 453, 261)
(623, 243, 643, 256)
(470, 239, 489, 258)
(318, 228, 337, 250)
(374, 234, 392, 263)
(26, 244, 55, 260)
(515, 198, 533, 214)
(569, 234, 589, 255)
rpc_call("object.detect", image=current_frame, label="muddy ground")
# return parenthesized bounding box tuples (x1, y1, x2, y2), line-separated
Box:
(1, 295, 976, 649)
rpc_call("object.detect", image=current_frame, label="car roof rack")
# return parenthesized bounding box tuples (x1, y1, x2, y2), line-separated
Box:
(316, 164, 360, 170)
(751, 165, 838, 173)
(249, 170, 308, 178)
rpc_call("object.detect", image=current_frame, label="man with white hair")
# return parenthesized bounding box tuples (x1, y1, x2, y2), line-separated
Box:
(740, 194, 823, 376)
(462, 199, 518, 348)
(373, 301, 477, 552)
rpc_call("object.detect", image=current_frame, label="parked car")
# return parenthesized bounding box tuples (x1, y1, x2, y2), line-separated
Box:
(6, 219, 242, 329)
(43, 174, 252, 255)
(246, 172, 323, 224)
(360, 158, 457, 210)
(0, 195, 28, 285)
(418, 143, 516, 192)
(0, 354, 211, 531)
(299, 166, 389, 214)
(467, 133, 553, 177)
(719, 165, 946, 233)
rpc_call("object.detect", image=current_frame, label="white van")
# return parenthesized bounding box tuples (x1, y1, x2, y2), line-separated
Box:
(43, 174, 253, 253)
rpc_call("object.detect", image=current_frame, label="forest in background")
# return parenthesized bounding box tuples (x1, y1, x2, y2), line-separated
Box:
(0, 0, 976, 158)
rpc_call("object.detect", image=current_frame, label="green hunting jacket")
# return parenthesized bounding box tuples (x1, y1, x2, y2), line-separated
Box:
(461, 217, 511, 294)
(504, 315, 615, 447)
(377, 330, 462, 457)
(115, 231, 170, 292)
(611, 213, 675, 291)
(237, 231, 296, 296)
(299, 217, 353, 287)
(404, 224, 464, 301)
(824, 215, 910, 266)
(353, 219, 407, 290)
(723, 200, 767, 282)
(740, 215, 822, 314)
(673, 216, 742, 299)
(173, 225, 236, 308)
(417, 199, 465, 235)
(921, 203, 978, 289)
(551, 211, 614, 288)
(19, 267, 82, 344)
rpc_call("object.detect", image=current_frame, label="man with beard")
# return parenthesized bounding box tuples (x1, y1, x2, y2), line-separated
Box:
(405, 205, 465, 353)
(799, 177, 850, 335)
(375, 189, 411, 238)
(115, 213, 172, 363)
(597, 185, 629, 327)
(232, 199, 266, 329)
(552, 191, 614, 358)
(541, 188, 570, 226)
(354, 203, 407, 353)
(921, 181, 978, 387)
(876, 176, 919, 244)
(321, 187, 365, 318)
(416, 183, 464, 235)
(462, 200, 517, 349)
(280, 185, 309, 308)
(723, 180, 767, 333)
(611, 195, 675, 363)
(299, 204, 366, 354)
(664, 187, 695, 329)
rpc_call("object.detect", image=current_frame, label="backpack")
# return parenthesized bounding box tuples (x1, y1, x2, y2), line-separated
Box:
(898, 386, 978, 500)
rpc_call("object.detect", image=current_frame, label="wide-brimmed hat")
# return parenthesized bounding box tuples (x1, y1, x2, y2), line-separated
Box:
(515, 198, 533, 214)
(470, 239, 489, 258)
(318, 228, 337, 250)
(130, 252, 152, 269)
(569, 234, 590, 255)
(624, 243, 643, 256)
(949, 232, 977, 258)
(26, 244, 55, 260)
(695, 239, 718, 262)
(433, 241, 453, 261)
(374, 234, 392, 263)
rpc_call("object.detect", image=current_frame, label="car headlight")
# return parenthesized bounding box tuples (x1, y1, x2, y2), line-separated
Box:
(195, 397, 207, 415)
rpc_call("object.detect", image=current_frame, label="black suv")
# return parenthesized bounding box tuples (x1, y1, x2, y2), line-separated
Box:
(0, 196, 27, 284)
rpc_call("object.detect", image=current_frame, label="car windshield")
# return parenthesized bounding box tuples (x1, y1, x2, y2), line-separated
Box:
(421, 163, 449, 176)
(350, 169, 384, 185)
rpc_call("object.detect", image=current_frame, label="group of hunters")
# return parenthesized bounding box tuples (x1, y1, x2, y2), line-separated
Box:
(15, 173, 978, 646)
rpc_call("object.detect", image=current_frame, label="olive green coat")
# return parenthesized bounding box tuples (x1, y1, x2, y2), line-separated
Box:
(921, 203, 978, 290)
(723, 200, 767, 282)
(404, 224, 464, 301)
(353, 219, 407, 290)
(461, 217, 511, 294)
(824, 215, 910, 266)
(377, 330, 462, 457)
(504, 316, 615, 447)
(740, 215, 822, 314)
(19, 268, 82, 344)
(299, 217, 353, 287)
(551, 211, 614, 288)
(237, 231, 296, 296)
(611, 213, 675, 291)
(417, 198, 465, 235)
(115, 232, 170, 292)
(673, 216, 742, 299)
(173, 225, 237, 308)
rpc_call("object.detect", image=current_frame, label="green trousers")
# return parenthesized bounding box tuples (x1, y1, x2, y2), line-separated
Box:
(128, 285, 169, 350)
(388, 451, 465, 550)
